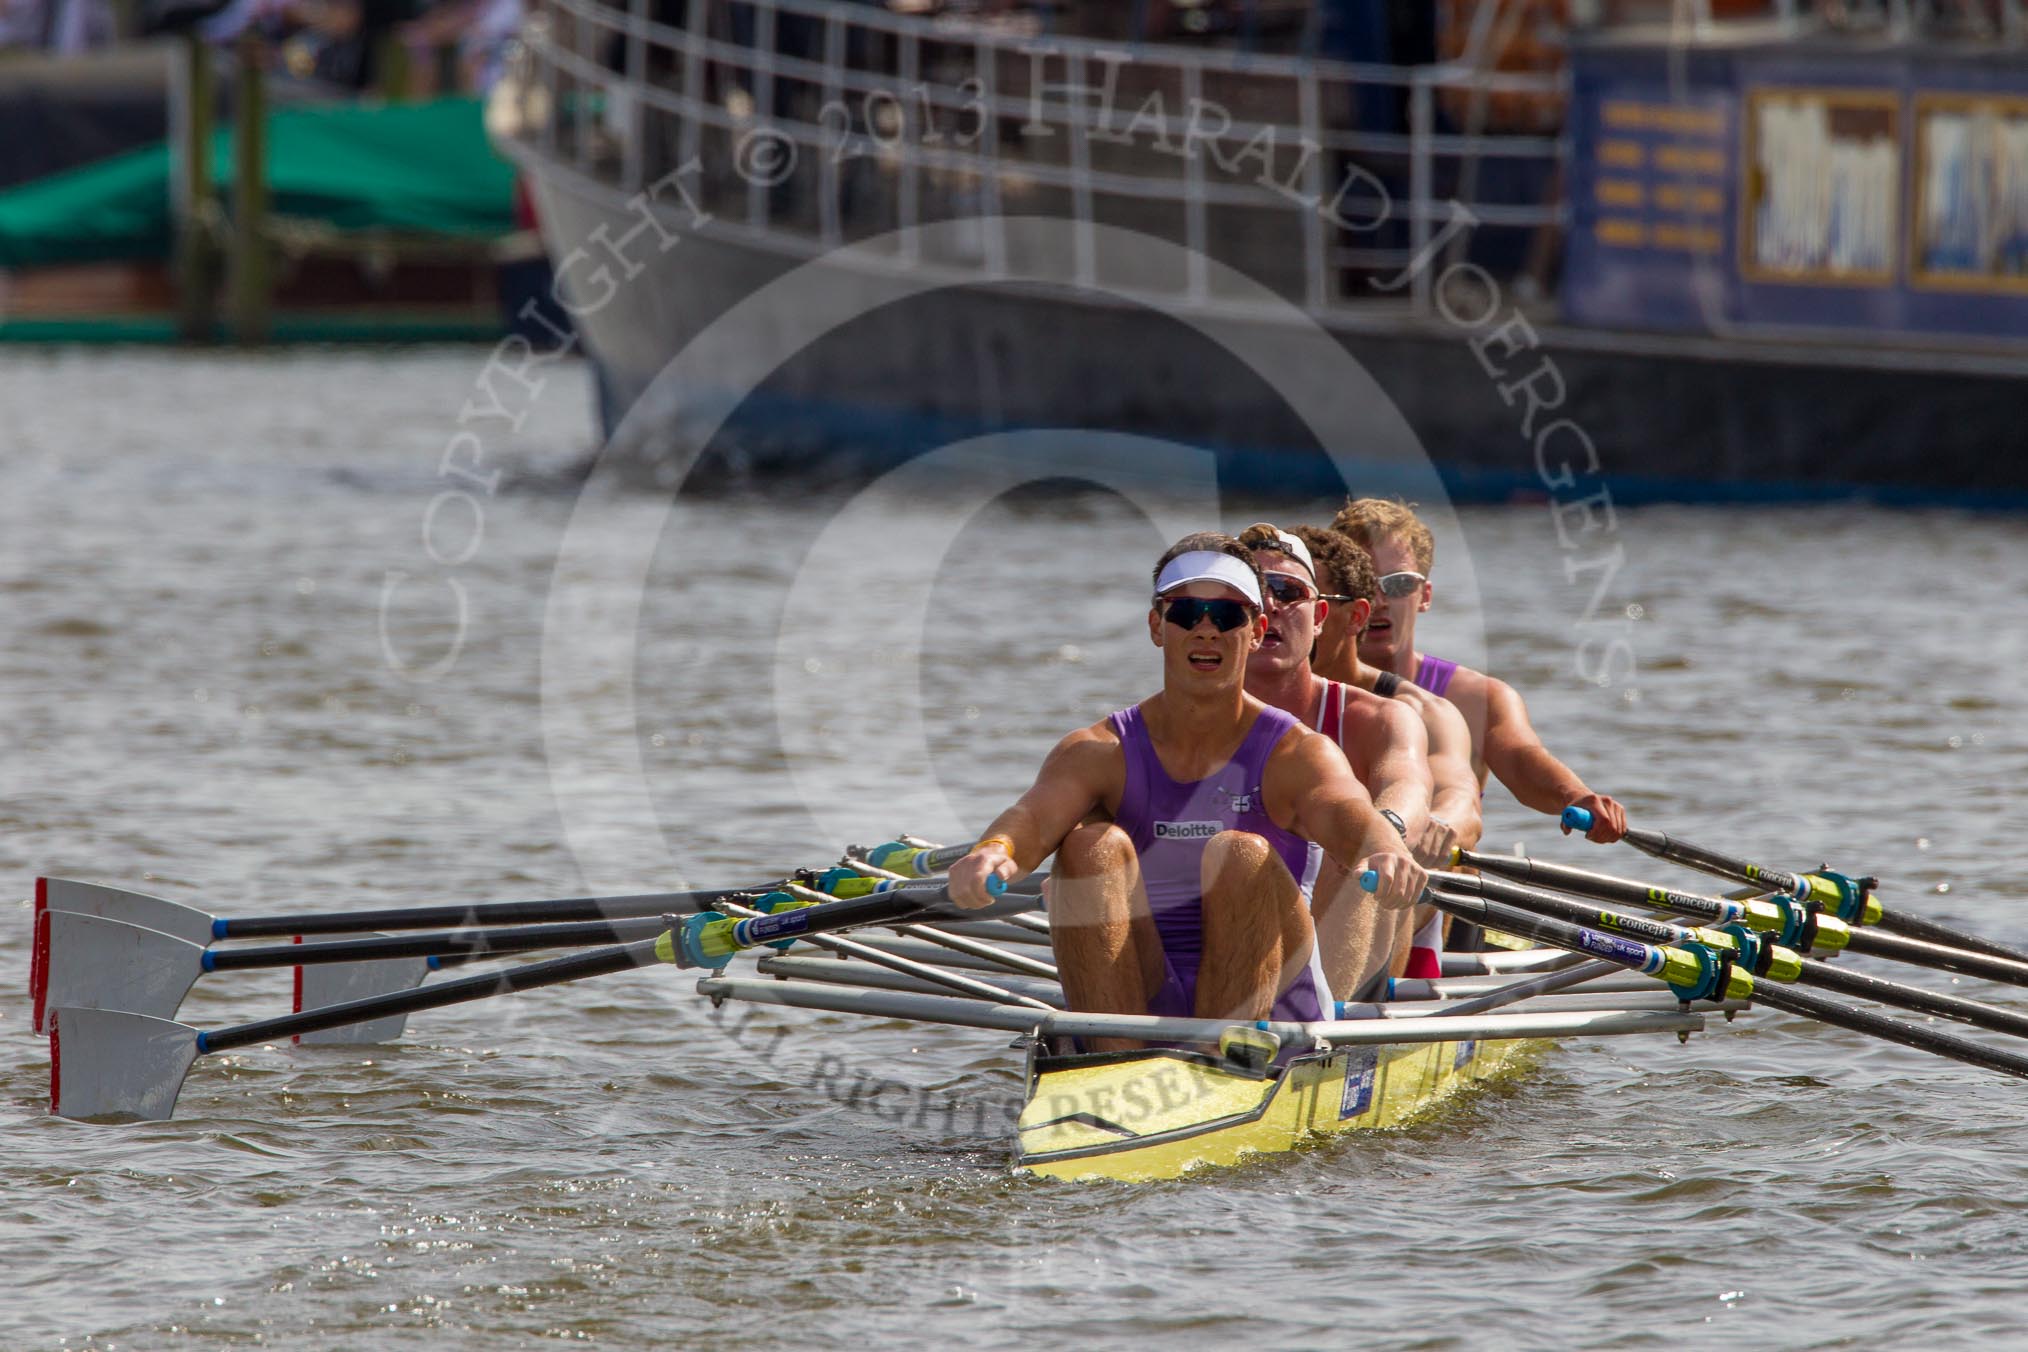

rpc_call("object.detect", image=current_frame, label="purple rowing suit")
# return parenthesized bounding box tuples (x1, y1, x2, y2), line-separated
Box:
(1106, 703, 1332, 1021)
(1413, 653, 1460, 698)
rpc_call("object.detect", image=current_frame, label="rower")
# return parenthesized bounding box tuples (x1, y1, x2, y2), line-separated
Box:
(1291, 521, 1484, 979)
(946, 531, 1426, 1049)
(1235, 522, 1433, 1000)
(1330, 498, 1628, 844)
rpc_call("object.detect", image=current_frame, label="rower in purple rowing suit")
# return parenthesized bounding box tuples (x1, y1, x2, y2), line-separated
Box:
(947, 531, 1426, 1050)
(1331, 498, 1628, 844)
(1414, 653, 1460, 698)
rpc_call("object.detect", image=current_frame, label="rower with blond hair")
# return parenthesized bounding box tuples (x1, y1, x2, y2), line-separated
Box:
(1330, 498, 1627, 844)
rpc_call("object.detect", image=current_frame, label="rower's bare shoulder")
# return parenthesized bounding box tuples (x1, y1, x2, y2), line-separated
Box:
(1032, 721, 1126, 800)
(1373, 695, 1423, 739)
(1405, 684, 1467, 729)
(1051, 719, 1124, 761)
(1442, 662, 1495, 701)
(1267, 721, 1353, 777)
(1473, 672, 1534, 724)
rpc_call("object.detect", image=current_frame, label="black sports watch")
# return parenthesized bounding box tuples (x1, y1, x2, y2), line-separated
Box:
(1377, 808, 1408, 838)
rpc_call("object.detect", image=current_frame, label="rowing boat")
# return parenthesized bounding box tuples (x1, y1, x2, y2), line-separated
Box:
(693, 930, 1723, 1183)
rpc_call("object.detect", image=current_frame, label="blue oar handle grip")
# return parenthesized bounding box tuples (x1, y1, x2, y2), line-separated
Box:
(1359, 869, 1379, 893)
(985, 874, 1007, 897)
(1562, 806, 1594, 833)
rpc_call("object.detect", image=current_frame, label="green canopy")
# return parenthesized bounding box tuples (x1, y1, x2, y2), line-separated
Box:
(0, 95, 515, 268)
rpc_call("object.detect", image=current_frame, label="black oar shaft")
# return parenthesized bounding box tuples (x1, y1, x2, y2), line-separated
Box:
(214, 888, 762, 939)
(205, 918, 671, 970)
(1750, 983, 2028, 1082)
(1423, 889, 1659, 979)
(1621, 826, 1807, 897)
(205, 886, 1036, 1052)
(1459, 850, 1732, 924)
(1871, 908, 2028, 967)
(1437, 872, 1698, 954)
(1469, 847, 2028, 990)
(1603, 823, 2028, 971)
(1795, 959, 2028, 1041)
(1440, 883, 2028, 1082)
(1840, 926, 2028, 988)
(200, 937, 670, 1053)
(1447, 872, 2028, 1043)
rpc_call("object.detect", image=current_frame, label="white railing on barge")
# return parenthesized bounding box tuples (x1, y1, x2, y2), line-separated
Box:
(503, 0, 1571, 322)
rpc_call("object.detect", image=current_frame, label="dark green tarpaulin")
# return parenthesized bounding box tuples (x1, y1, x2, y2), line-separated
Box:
(0, 95, 514, 268)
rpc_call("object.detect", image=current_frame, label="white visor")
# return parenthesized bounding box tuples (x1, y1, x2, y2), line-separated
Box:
(1154, 551, 1262, 608)
(1244, 523, 1314, 578)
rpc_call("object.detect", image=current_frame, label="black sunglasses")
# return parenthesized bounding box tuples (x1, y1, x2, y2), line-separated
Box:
(1158, 597, 1254, 632)
(1262, 574, 1317, 605)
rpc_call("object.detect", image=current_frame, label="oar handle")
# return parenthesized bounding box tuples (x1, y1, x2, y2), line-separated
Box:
(1561, 806, 1593, 833)
(1359, 869, 1378, 893)
(678, 877, 1017, 969)
(860, 841, 979, 878)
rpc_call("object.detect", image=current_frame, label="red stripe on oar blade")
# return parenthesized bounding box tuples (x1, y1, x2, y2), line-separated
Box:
(31, 905, 51, 1035)
(48, 1014, 61, 1115)
(29, 878, 49, 1029)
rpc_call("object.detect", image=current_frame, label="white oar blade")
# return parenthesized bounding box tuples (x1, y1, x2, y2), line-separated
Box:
(36, 913, 205, 1034)
(49, 1007, 200, 1122)
(36, 878, 216, 944)
(293, 951, 430, 1045)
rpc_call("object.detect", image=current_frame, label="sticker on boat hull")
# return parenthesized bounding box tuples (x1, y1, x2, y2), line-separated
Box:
(1338, 1048, 1377, 1119)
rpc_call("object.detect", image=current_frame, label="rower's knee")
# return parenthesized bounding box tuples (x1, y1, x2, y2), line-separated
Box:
(1057, 821, 1134, 878)
(1200, 830, 1275, 896)
(1050, 822, 1141, 929)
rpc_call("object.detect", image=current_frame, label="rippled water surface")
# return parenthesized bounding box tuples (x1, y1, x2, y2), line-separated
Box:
(3, 348, 2027, 1349)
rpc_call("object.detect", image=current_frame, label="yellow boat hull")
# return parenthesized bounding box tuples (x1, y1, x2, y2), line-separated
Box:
(1015, 1034, 1545, 1183)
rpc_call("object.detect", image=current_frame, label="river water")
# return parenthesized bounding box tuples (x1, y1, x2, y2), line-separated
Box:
(3, 347, 2026, 1349)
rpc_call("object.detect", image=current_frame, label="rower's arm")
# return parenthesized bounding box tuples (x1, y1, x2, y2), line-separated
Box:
(1266, 729, 1426, 910)
(948, 724, 1116, 906)
(1358, 702, 1433, 846)
(1421, 697, 1484, 862)
(1481, 677, 1625, 842)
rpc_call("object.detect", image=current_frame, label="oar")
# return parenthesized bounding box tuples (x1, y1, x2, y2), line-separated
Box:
(1432, 871, 2028, 1043)
(1561, 807, 2028, 966)
(50, 879, 1029, 1122)
(1397, 880, 2028, 1083)
(28, 873, 807, 1030)
(34, 871, 913, 943)
(36, 871, 1047, 1034)
(31, 869, 1043, 1034)
(1456, 847, 2028, 992)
